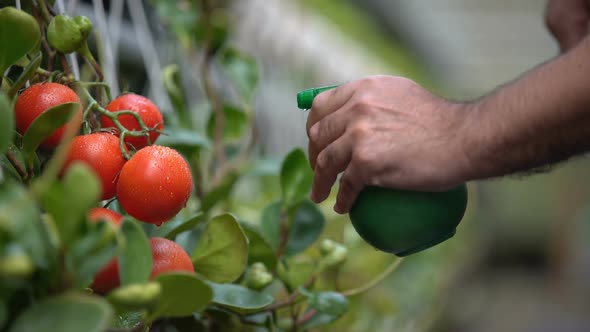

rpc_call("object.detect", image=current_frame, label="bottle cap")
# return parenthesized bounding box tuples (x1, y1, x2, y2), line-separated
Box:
(296, 85, 339, 109)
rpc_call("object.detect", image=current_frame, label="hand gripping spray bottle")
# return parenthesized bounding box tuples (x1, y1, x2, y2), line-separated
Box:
(297, 86, 468, 256)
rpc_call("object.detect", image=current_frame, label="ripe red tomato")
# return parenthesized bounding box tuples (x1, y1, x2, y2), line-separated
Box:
(91, 237, 193, 294)
(14, 82, 82, 148)
(149, 237, 194, 278)
(116, 146, 192, 225)
(88, 207, 124, 226)
(101, 94, 163, 150)
(62, 133, 126, 200)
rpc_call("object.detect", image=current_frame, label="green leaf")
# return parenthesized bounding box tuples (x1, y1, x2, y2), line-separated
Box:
(209, 282, 274, 314)
(0, 244, 34, 278)
(41, 163, 100, 245)
(10, 292, 113, 332)
(149, 272, 213, 319)
(157, 128, 211, 151)
(206, 105, 249, 143)
(200, 172, 239, 213)
(162, 64, 191, 128)
(0, 7, 40, 74)
(68, 221, 117, 289)
(155, 316, 208, 332)
(192, 213, 248, 283)
(22, 102, 80, 158)
(244, 158, 281, 177)
(299, 289, 349, 329)
(8, 51, 42, 98)
(110, 311, 143, 330)
(241, 223, 276, 271)
(0, 92, 14, 154)
(151, 0, 198, 49)
(285, 200, 325, 256)
(152, 213, 206, 240)
(0, 180, 38, 238)
(260, 200, 325, 256)
(219, 47, 258, 103)
(277, 259, 316, 289)
(280, 148, 313, 208)
(259, 201, 281, 250)
(119, 219, 152, 286)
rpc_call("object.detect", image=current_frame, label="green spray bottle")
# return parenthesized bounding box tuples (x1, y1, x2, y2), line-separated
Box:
(297, 86, 468, 257)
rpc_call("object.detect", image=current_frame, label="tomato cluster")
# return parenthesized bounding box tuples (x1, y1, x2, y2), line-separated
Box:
(89, 208, 193, 294)
(14, 83, 196, 294)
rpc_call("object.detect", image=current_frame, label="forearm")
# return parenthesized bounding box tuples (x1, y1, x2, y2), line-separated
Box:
(464, 35, 590, 179)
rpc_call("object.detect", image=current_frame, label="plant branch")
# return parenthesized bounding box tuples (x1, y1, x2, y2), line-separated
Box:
(275, 209, 291, 262)
(341, 257, 404, 297)
(295, 309, 317, 327)
(5, 150, 27, 180)
(199, 0, 226, 171)
(32, 4, 56, 72)
(209, 113, 258, 187)
(58, 53, 72, 76)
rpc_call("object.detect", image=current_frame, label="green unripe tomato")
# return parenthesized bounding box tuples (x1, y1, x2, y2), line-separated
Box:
(349, 184, 468, 256)
(0, 252, 34, 278)
(244, 262, 273, 291)
(106, 282, 162, 311)
(47, 14, 92, 53)
(320, 244, 348, 268)
(319, 239, 336, 256)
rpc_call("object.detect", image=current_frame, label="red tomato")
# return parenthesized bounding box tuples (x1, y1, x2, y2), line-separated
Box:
(88, 207, 124, 226)
(101, 94, 164, 150)
(62, 133, 126, 200)
(91, 237, 193, 295)
(14, 82, 82, 148)
(116, 146, 192, 225)
(149, 237, 194, 279)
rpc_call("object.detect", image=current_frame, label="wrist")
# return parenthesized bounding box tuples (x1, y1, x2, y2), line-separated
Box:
(450, 99, 491, 183)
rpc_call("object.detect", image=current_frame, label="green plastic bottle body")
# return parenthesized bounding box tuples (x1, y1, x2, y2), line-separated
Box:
(349, 185, 468, 256)
(297, 86, 469, 256)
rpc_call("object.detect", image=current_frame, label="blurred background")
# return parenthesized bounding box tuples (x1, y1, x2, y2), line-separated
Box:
(53, 0, 590, 331)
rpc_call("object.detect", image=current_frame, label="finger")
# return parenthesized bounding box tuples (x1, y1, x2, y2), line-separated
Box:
(558, 23, 589, 51)
(308, 108, 353, 169)
(310, 134, 354, 203)
(306, 82, 355, 135)
(545, 1, 590, 51)
(334, 167, 364, 214)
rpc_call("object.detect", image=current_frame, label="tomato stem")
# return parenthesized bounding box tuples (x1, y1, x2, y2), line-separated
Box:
(76, 81, 112, 101)
(75, 86, 154, 159)
(77, 43, 104, 82)
(119, 131, 131, 159)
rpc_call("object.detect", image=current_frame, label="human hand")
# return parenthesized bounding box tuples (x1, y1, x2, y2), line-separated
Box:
(306, 76, 474, 214)
(545, 0, 590, 52)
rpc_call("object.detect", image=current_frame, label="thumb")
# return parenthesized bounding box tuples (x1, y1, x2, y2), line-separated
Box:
(546, 0, 590, 52)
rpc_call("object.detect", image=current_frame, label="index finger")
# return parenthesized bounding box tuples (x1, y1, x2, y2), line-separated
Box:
(306, 83, 355, 135)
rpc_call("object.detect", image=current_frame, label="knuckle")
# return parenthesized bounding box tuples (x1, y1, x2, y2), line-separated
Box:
(312, 91, 328, 109)
(351, 92, 372, 109)
(315, 150, 332, 171)
(350, 121, 370, 139)
(339, 175, 355, 191)
(308, 123, 320, 142)
(351, 147, 373, 168)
